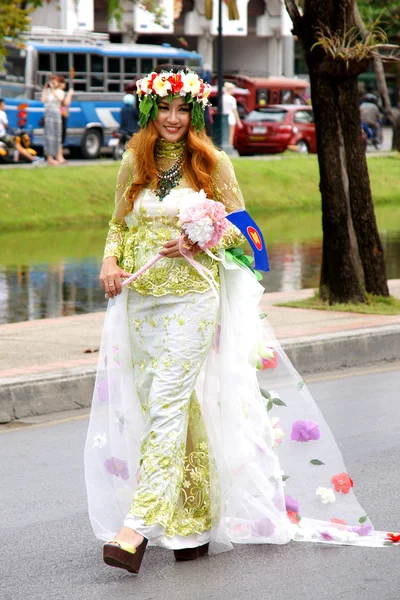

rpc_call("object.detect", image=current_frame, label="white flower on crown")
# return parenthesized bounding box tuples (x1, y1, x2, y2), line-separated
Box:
(137, 77, 149, 95)
(152, 75, 172, 97)
(182, 72, 201, 96)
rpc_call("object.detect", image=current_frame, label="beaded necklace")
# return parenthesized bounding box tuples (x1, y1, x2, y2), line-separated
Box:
(155, 138, 186, 201)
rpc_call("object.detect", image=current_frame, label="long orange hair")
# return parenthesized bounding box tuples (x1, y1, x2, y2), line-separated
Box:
(125, 121, 218, 213)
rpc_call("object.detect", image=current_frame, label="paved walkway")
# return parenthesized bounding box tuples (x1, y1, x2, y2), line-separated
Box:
(0, 280, 399, 381)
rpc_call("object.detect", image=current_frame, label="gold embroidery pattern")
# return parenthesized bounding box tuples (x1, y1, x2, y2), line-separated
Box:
(127, 291, 218, 537)
(103, 148, 246, 295)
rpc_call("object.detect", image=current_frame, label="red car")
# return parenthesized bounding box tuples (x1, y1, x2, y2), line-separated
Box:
(234, 104, 317, 156)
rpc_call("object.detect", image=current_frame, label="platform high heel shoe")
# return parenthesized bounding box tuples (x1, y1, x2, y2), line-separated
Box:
(103, 537, 148, 573)
(173, 543, 209, 561)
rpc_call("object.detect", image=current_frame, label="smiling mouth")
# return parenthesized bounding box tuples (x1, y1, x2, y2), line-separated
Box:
(165, 127, 180, 132)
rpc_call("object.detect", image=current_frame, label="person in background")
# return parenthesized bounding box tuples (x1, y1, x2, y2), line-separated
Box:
(120, 94, 139, 136)
(41, 74, 64, 166)
(222, 81, 243, 146)
(360, 93, 382, 144)
(0, 98, 44, 165)
(58, 76, 74, 158)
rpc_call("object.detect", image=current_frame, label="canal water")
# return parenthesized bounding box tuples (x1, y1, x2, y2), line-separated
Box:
(0, 210, 399, 324)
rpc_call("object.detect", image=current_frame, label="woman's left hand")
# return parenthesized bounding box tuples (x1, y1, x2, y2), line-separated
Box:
(160, 236, 202, 258)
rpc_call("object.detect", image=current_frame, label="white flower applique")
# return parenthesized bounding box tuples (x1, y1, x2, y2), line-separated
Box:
(93, 433, 108, 448)
(316, 487, 336, 504)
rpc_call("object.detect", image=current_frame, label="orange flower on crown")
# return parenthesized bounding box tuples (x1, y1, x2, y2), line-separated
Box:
(331, 472, 354, 494)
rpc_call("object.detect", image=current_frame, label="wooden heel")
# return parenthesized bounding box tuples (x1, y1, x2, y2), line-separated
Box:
(103, 538, 148, 574)
(174, 543, 209, 561)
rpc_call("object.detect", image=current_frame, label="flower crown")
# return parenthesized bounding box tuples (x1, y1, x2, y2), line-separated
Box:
(136, 70, 212, 132)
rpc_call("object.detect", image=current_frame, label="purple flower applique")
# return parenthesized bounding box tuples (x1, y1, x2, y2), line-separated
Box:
(285, 494, 300, 514)
(104, 456, 129, 480)
(348, 524, 374, 536)
(96, 379, 109, 404)
(290, 420, 321, 442)
(251, 517, 276, 538)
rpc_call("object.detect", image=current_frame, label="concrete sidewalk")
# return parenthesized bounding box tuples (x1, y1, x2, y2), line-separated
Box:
(0, 280, 399, 423)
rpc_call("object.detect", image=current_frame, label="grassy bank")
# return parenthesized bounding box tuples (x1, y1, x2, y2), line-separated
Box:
(279, 292, 400, 315)
(0, 154, 399, 231)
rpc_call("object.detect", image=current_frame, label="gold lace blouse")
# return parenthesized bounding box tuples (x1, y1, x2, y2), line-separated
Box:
(103, 146, 245, 297)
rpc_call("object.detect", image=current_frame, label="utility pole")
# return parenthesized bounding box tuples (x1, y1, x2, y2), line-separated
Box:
(214, 0, 229, 150)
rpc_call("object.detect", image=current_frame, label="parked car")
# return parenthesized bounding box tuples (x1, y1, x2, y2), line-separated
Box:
(234, 105, 317, 156)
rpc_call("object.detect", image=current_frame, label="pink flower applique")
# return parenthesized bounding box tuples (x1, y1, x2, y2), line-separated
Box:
(287, 511, 301, 525)
(331, 472, 354, 494)
(290, 420, 321, 442)
(104, 456, 129, 480)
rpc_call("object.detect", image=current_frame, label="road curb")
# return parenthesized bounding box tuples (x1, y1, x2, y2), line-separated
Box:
(0, 325, 399, 423)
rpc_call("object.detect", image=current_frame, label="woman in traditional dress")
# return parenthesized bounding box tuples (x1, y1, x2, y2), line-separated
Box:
(41, 74, 63, 166)
(85, 65, 395, 576)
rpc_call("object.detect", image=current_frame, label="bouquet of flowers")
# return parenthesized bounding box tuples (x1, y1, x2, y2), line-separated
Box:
(119, 190, 228, 291)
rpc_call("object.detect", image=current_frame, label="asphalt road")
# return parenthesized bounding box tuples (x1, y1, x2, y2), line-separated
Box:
(1, 363, 399, 600)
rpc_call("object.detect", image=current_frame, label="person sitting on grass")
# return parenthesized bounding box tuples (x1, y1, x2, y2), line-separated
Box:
(0, 99, 44, 165)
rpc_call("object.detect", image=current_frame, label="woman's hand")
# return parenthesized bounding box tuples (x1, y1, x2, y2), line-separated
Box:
(100, 256, 132, 299)
(160, 236, 202, 259)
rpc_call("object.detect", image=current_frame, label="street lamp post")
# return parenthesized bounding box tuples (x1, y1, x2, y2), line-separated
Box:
(214, 0, 229, 150)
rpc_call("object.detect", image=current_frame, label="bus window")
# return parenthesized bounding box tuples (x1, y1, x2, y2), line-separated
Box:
(55, 53, 69, 73)
(256, 90, 270, 105)
(2, 47, 26, 82)
(125, 58, 137, 76)
(90, 55, 104, 89)
(172, 59, 185, 66)
(108, 57, 120, 74)
(72, 54, 87, 91)
(73, 54, 87, 72)
(141, 58, 154, 74)
(38, 53, 51, 72)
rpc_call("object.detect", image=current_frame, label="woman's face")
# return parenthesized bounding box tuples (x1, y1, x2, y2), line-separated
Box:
(153, 97, 190, 142)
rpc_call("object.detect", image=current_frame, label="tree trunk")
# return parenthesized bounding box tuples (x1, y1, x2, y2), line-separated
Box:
(310, 72, 365, 303)
(337, 76, 390, 296)
(284, 0, 389, 303)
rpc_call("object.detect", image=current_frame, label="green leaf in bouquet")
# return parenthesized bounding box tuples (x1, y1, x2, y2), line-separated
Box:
(310, 459, 325, 466)
(260, 388, 271, 400)
(229, 247, 245, 257)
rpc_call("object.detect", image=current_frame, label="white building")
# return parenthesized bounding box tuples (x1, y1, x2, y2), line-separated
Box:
(30, 0, 295, 77)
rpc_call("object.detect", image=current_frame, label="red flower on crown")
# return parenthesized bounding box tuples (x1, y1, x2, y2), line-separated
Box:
(168, 74, 184, 94)
(331, 472, 354, 494)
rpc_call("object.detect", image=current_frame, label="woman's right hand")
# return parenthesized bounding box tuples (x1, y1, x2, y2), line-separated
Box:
(100, 256, 132, 299)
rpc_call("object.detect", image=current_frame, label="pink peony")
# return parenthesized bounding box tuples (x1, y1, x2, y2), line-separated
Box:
(179, 191, 229, 249)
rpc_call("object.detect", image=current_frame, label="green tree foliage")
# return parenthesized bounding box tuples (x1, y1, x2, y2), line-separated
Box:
(0, 0, 31, 69)
(357, 1, 400, 38)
